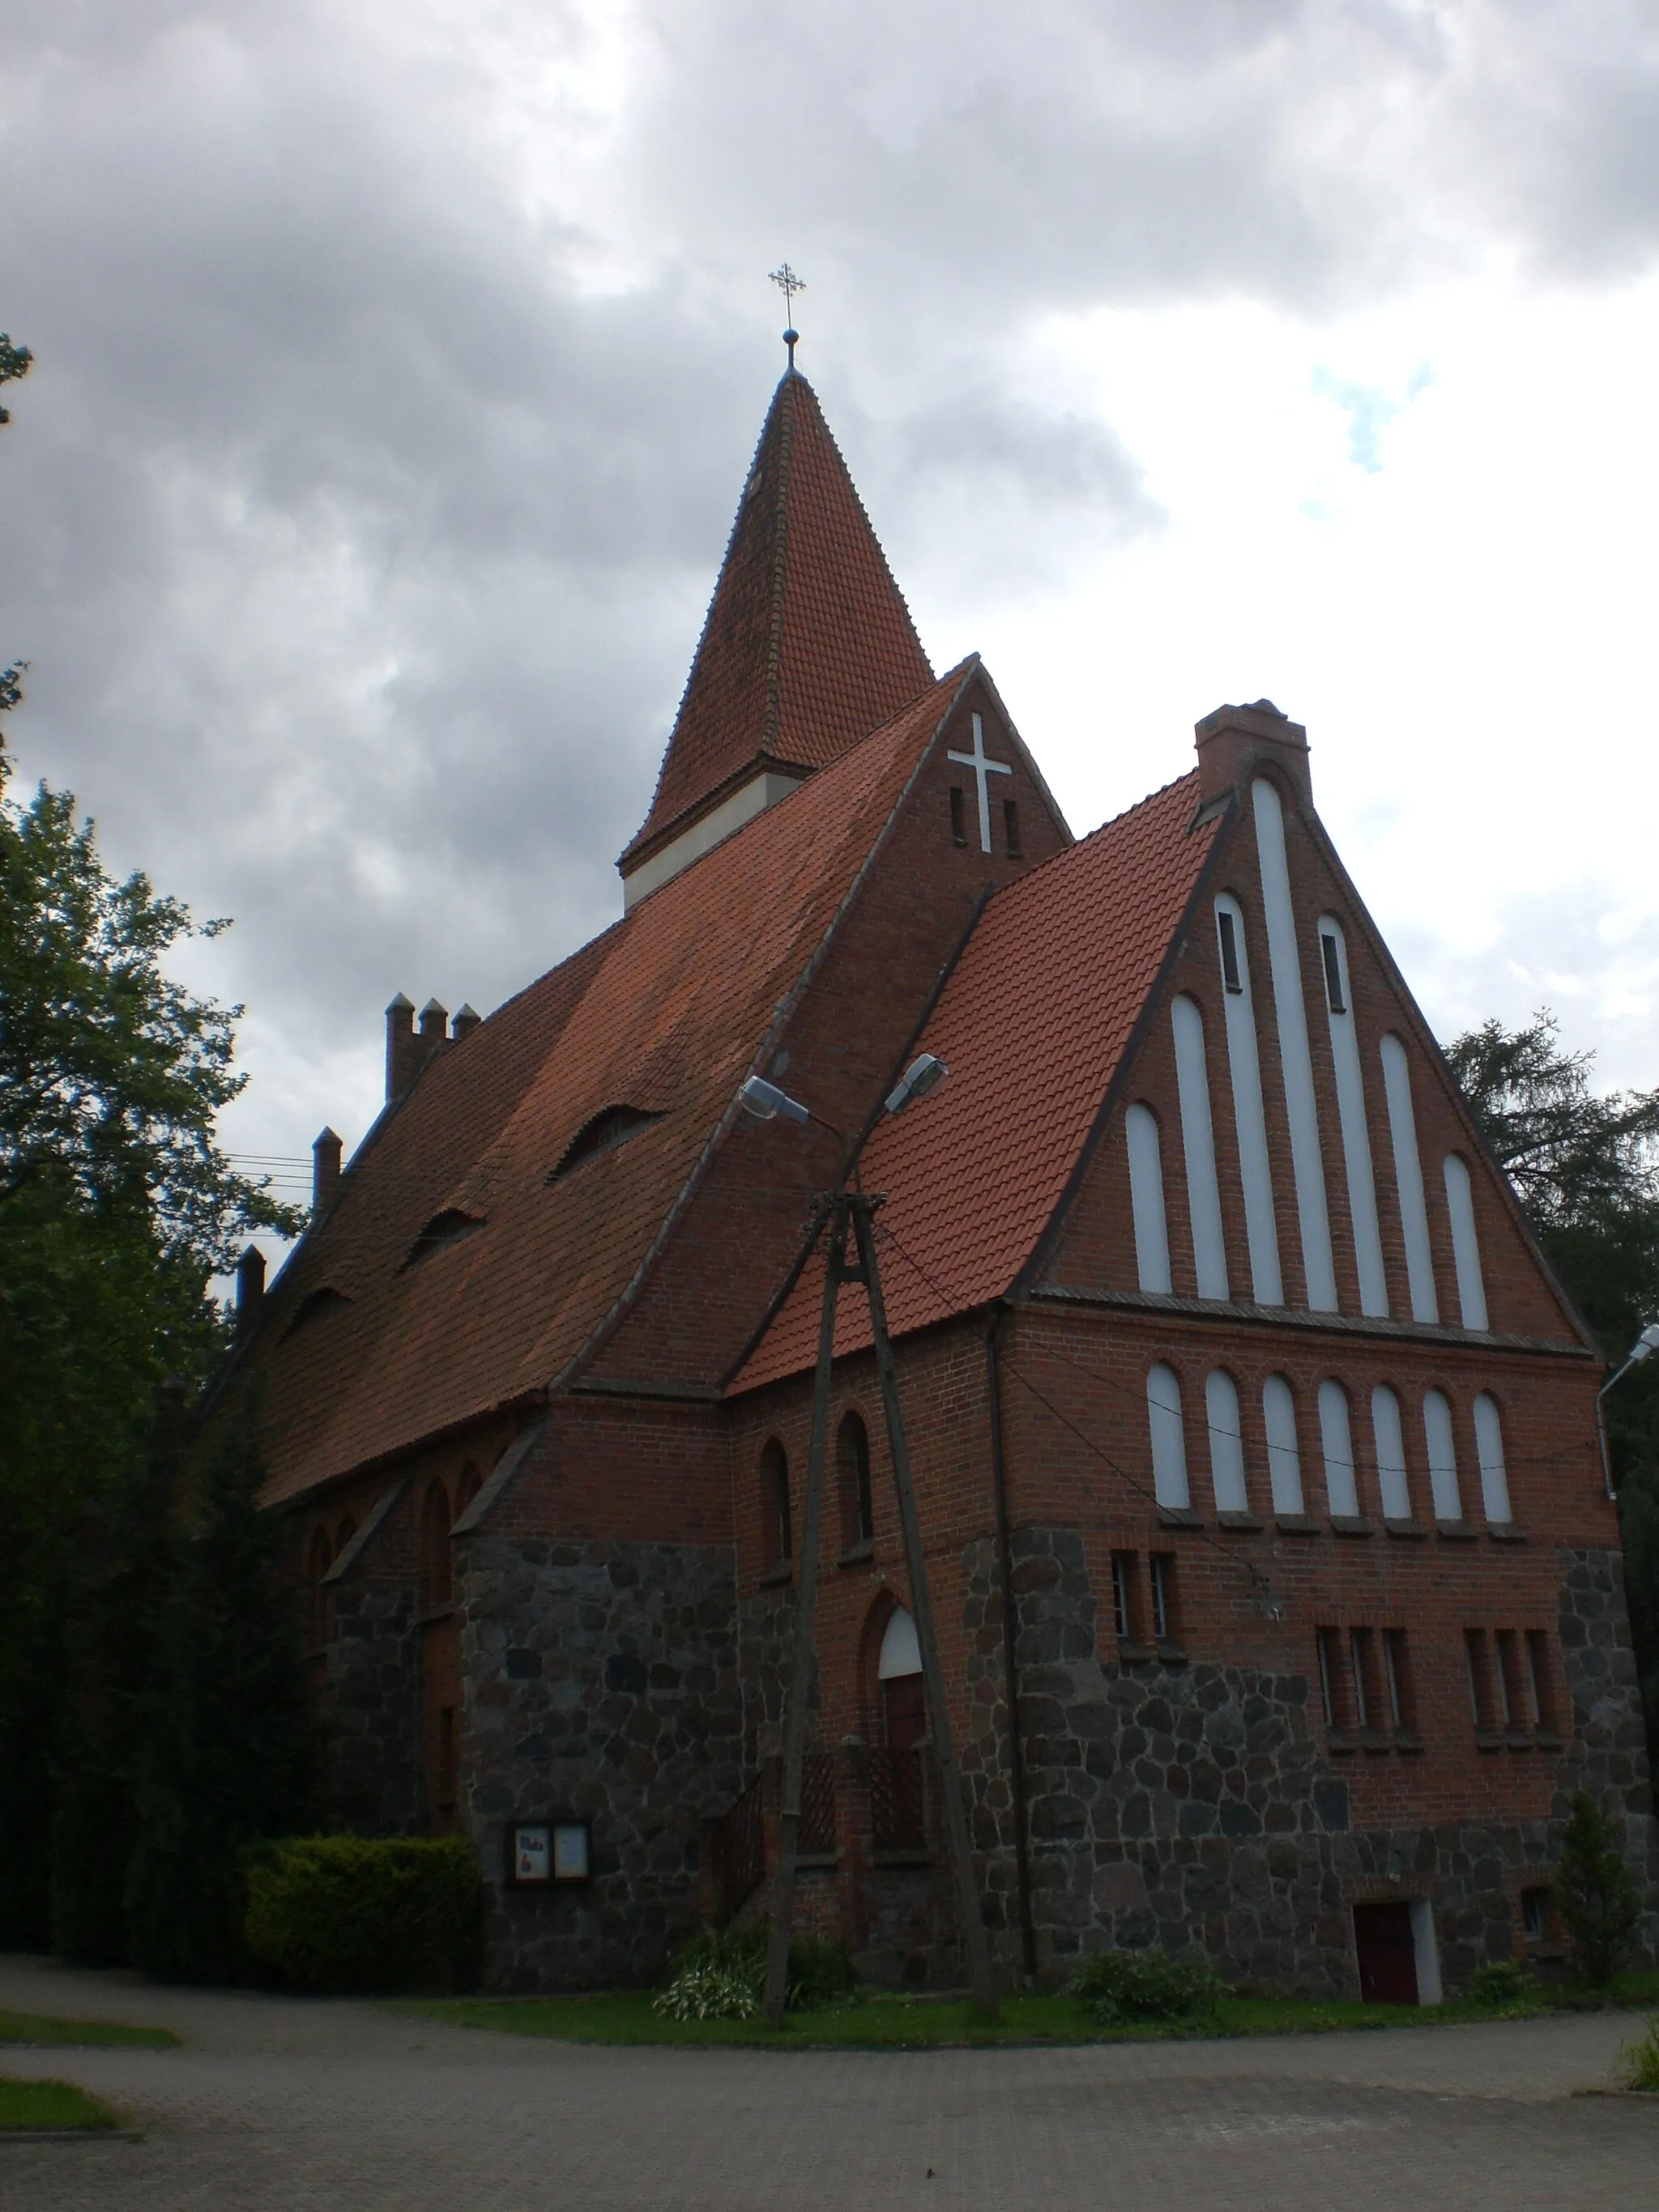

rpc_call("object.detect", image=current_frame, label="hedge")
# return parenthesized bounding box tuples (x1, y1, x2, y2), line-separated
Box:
(243, 1835, 481, 1993)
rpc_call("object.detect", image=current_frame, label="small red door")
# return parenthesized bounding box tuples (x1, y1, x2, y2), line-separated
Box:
(1353, 1902, 1418, 2005)
(881, 1673, 926, 1755)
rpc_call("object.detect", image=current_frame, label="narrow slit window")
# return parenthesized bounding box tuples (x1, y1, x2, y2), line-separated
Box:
(1316, 1629, 1336, 1727)
(1465, 1630, 1496, 1731)
(1217, 906, 1243, 993)
(1384, 1629, 1415, 1732)
(1521, 1887, 1549, 1941)
(1494, 1630, 1520, 1728)
(1349, 1630, 1371, 1729)
(1149, 1555, 1176, 1643)
(1525, 1632, 1556, 1731)
(1111, 1552, 1136, 1641)
(1002, 797, 1021, 856)
(949, 786, 967, 846)
(1320, 931, 1346, 1014)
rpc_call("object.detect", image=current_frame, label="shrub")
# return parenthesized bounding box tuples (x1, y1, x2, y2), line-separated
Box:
(1068, 1947, 1224, 2027)
(1469, 1958, 1531, 2010)
(657, 1924, 857, 2017)
(1621, 2017, 1659, 2093)
(1554, 1792, 1642, 1988)
(244, 1836, 480, 1993)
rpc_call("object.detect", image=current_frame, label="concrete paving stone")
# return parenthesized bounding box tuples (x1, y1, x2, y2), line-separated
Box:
(1, 1956, 1654, 2211)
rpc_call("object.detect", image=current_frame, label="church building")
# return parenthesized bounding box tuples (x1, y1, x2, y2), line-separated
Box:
(226, 359, 1657, 2000)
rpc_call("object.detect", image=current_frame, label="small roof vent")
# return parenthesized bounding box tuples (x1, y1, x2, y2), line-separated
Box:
(401, 1208, 486, 1268)
(282, 1285, 353, 1341)
(548, 1105, 665, 1183)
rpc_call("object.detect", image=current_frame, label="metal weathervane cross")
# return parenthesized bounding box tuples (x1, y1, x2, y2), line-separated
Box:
(770, 263, 805, 367)
(947, 712, 1013, 855)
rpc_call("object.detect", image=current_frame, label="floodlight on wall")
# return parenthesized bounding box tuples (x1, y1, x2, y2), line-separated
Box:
(885, 1053, 949, 1116)
(739, 1076, 810, 1125)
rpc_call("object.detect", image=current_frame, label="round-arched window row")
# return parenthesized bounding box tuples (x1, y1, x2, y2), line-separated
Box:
(1145, 1367, 1516, 1528)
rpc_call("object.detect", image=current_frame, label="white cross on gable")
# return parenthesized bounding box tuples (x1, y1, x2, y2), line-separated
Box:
(946, 713, 1013, 855)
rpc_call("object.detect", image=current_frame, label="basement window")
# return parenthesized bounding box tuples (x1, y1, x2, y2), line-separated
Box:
(401, 1208, 486, 1268)
(549, 1104, 665, 1182)
(282, 1286, 352, 1340)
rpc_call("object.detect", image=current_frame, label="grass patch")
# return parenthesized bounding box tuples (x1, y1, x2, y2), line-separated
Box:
(0, 2010, 177, 2050)
(1544, 1970, 1659, 2010)
(387, 1985, 1565, 2050)
(0, 2078, 123, 2132)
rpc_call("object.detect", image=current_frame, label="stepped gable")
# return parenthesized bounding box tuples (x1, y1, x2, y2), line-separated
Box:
(249, 668, 971, 1505)
(731, 770, 1222, 1390)
(621, 370, 933, 872)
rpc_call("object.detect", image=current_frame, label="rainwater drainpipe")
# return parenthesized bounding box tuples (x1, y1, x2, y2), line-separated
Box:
(986, 1313, 1037, 1984)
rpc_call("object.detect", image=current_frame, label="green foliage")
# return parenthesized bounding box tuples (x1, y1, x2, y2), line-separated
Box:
(1553, 1792, 1642, 1988)
(1622, 2016, 1659, 2091)
(121, 1402, 315, 1982)
(1068, 1947, 1225, 2026)
(0, 330, 29, 426)
(244, 1835, 482, 1994)
(1445, 1012, 1659, 1773)
(653, 1962, 761, 2021)
(0, 2010, 176, 2048)
(1468, 1958, 1531, 2010)
(659, 1924, 857, 2015)
(0, 2078, 121, 2133)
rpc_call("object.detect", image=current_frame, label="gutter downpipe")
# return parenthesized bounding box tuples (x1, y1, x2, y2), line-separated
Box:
(987, 1311, 1037, 1984)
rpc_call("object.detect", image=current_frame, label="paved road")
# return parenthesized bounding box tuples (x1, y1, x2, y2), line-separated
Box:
(1, 1954, 1654, 2210)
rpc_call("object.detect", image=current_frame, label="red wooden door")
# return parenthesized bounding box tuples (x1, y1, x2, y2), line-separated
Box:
(881, 1673, 926, 1755)
(1353, 1902, 1418, 2005)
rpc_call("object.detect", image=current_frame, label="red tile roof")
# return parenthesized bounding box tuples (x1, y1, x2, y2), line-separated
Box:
(621, 373, 933, 871)
(245, 667, 976, 1505)
(731, 772, 1222, 1392)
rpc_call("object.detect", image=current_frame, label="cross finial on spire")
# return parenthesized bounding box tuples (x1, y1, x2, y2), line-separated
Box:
(770, 263, 804, 369)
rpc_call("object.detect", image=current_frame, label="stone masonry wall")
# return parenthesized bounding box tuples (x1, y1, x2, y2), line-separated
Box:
(460, 1532, 742, 1992)
(323, 1564, 424, 1835)
(981, 1527, 1657, 1995)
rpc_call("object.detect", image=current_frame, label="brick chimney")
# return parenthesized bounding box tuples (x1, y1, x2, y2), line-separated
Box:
(450, 1002, 481, 1042)
(1194, 698, 1312, 808)
(235, 1245, 266, 1336)
(312, 1126, 343, 1218)
(385, 992, 416, 1099)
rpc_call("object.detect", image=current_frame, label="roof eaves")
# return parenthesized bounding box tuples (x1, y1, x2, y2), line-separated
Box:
(553, 657, 985, 1398)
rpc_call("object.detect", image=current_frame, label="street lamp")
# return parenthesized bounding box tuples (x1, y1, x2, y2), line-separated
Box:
(740, 1054, 1001, 2023)
(1596, 1323, 1659, 1499)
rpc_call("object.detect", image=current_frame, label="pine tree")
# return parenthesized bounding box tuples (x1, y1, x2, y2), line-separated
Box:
(123, 1400, 313, 1981)
(1553, 1790, 1641, 1987)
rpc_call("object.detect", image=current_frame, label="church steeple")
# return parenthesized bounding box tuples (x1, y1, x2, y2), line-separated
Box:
(619, 371, 932, 906)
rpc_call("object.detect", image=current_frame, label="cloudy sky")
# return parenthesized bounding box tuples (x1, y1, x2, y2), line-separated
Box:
(6, 0, 1659, 1234)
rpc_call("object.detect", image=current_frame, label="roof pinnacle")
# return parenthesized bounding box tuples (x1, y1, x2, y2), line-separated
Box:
(770, 262, 804, 371)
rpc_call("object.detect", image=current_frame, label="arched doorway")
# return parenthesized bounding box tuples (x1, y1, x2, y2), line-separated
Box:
(878, 1606, 924, 1754)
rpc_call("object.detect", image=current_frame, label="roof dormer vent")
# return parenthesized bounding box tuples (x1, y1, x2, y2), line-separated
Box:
(549, 1105, 666, 1182)
(400, 1208, 486, 1268)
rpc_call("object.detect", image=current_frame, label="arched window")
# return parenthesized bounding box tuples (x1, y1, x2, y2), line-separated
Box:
(1472, 1394, 1512, 1525)
(1317, 916, 1387, 1318)
(1318, 1380, 1359, 1519)
(1145, 1365, 1190, 1511)
(760, 1439, 791, 1566)
(454, 1463, 482, 1519)
(308, 1526, 332, 1647)
(420, 1478, 453, 1613)
(1371, 1384, 1411, 1520)
(1261, 1375, 1305, 1515)
(1380, 1036, 1437, 1323)
(1422, 1388, 1463, 1520)
(1171, 995, 1229, 1300)
(837, 1413, 873, 1552)
(1205, 1370, 1249, 1514)
(1214, 893, 1282, 1305)
(1124, 1103, 1172, 1295)
(1442, 1155, 1489, 1332)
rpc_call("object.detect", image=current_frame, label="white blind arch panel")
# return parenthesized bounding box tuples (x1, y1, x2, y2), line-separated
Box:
(1443, 1154, 1490, 1331)
(1124, 1103, 1172, 1295)
(1380, 1034, 1438, 1324)
(1318, 1380, 1360, 1518)
(1205, 1369, 1250, 1514)
(1171, 995, 1230, 1300)
(1422, 1388, 1464, 1520)
(1473, 1393, 1512, 1524)
(1213, 893, 1282, 1305)
(1146, 1365, 1191, 1510)
(877, 1607, 922, 1679)
(1371, 1384, 1411, 1520)
(1251, 779, 1337, 1311)
(1261, 1375, 1306, 1515)
(1317, 917, 1388, 1317)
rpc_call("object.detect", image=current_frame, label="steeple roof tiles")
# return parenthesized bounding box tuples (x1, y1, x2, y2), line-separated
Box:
(250, 667, 973, 1505)
(731, 771, 1222, 1392)
(621, 373, 932, 870)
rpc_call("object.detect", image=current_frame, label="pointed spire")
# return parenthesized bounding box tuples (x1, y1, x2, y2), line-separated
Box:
(620, 372, 932, 882)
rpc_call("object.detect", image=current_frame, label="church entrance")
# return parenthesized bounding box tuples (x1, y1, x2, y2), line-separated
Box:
(873, 1608, 926, 1852)
(1352, 1901, 1418, 2005)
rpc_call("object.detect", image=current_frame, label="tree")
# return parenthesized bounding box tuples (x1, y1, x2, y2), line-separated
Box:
(1552, 1790, 1642, 1986)
(0, 330, 30, 424)
(1445, 1012, 1659, 1768)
